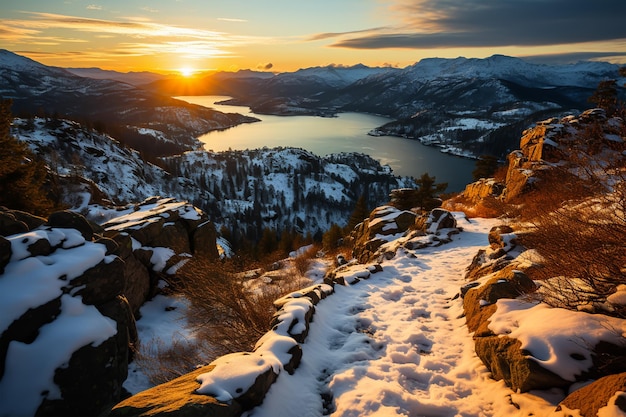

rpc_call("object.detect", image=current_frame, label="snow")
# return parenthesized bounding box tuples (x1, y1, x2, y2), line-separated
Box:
(124, 293, 199, 394)
(114, 215, 626, 416)
(6, 212, 624, 416)
(0, 294, 117, 417)
(488, 299, 626, 382)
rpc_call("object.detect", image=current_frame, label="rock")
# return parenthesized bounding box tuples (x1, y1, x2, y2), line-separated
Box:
(556, 373, 626, 416)
(487, 225, 515, 250)
(0, 211, 29, 236)
(47, 210, 95, 241)
(109, 365, 242, 417)
(0, 236, 10, 273)
(10, 209, 47, 230)
(461, 178, 505, 203)
(192, 221, 219, 259)
(463, 269, 537, 335)
(36, 333, 126, 417)
(474, 335, 569, 392)
(70, 256, 126, 306)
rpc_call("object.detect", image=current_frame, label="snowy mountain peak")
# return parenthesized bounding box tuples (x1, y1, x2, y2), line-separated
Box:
(405, 53, 619, 87)
(0, 49, 69, 76)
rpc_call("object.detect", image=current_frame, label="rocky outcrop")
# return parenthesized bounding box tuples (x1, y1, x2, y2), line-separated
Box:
(456, 108, 625, 203)
(350, 206, 460, 264)
(110, 283, 334, 416)
(0, 198, 219, 417)
(460, 178, 505, 203)
(555, 373, 626, 416)
(463, 224, 626, 396)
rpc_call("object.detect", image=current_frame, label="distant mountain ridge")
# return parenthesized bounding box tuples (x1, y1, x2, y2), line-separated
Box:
(145, 54, 622, 158)
(2, 49, 623, 161)
(0, 49, 257, 158)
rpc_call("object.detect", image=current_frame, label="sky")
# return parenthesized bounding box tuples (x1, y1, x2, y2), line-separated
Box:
(1, 0, 626, 74)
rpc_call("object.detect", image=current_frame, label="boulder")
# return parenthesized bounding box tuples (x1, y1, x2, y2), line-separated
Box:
(192, 221, 219, 259)
(463, 269, 536, 335)
(461, 178, 505, 203)
(474, 335, 569, 392)
(556, 373, 626, 416)
(47, 210, 96, 240)
(109, 365, 242, 417)
(0, 235, 10, 273)
(0, 211, 29, 236)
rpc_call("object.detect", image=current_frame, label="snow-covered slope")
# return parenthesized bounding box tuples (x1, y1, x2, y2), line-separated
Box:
(12, 117, 413, 236)
(0, 49, 256, 152)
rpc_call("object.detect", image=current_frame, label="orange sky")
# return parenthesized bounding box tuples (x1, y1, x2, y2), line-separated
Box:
(2, 0, 625, 74)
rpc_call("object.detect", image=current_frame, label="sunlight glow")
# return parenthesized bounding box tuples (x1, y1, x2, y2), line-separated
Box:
(179, 67, 195, 77)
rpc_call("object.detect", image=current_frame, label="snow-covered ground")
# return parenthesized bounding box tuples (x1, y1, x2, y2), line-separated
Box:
(127, 216, 626, 417)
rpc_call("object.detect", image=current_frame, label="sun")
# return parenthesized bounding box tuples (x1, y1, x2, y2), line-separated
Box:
(179, 67, 195, 77)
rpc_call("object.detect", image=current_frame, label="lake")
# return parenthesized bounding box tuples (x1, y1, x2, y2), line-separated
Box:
(176, 96, 476, 192)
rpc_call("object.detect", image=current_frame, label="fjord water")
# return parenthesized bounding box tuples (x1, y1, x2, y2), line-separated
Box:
(178, 96, 476, 192)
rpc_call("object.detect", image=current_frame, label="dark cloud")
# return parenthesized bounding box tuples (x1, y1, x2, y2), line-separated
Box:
(327, 0, 626, 49)
(257, 62, 273, 70)
(521, 52, 626, 65)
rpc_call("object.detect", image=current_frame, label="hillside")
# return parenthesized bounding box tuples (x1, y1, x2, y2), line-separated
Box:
(0, 107, 625, 416)
(0, 49, 258, 158)
(11, 117, 414, 239)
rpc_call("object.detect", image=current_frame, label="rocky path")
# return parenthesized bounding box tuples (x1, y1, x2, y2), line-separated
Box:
(243, 216, 555, 416)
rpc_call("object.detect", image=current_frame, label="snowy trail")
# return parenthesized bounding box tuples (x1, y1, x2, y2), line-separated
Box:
(244, 217, 556, 417)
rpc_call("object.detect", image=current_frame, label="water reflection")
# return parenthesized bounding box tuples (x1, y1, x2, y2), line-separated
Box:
(176, 96, 476, 192)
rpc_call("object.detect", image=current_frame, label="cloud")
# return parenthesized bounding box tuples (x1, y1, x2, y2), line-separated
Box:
(0, 12, 250, 59)
(521, 51, 626, 65)
(86, 5, 103, 11)
(257, 62, 273, 70)
(217, 18, 248, 23)
(308, 27, 389, 42)
(326, 0, 626, 49)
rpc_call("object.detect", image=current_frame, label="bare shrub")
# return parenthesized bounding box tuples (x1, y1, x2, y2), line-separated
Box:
(518, 153, 626, 315)
(292, 244, 319, 277)
(133, 336, 208, 386)
(176, 257, 307, 358)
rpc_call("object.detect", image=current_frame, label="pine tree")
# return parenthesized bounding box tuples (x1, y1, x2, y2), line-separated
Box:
(322, 223, 343, 251)
(0, 99, 54, 216)
(472, 155, 499, 181)
(345, 194, 369, 233)
(390, 173, 447, 211)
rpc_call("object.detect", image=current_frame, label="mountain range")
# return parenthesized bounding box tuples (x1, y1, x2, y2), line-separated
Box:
(11, 50, 618, 159)
(0, 50, 258, 159)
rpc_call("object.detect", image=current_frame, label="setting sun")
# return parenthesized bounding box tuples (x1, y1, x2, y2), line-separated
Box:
(179, 67, 195, 77)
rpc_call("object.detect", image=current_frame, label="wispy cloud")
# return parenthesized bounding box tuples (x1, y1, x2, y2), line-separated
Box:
(141, 7, 159, 13)
(323, 0, 626, 50)
(86, 5, 103, 11)
(0, 11, 255, 60)
(217, 17, 248, 23)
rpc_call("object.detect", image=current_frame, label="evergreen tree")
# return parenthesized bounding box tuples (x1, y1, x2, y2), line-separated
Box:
(472, 154, 499, 181)
(589, 79, 618, 115)
(0, 98, 54, 216)
(390, 173, 447, 211)
(322, 223, 343, 251)
(345, 194, 369, 233)
(257, 227, 278, 257)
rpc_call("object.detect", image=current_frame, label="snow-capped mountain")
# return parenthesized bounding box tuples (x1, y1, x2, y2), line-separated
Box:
(145, 54, 622, 158)
(0, 50, 257, 157)
(12, 117, 414, 238)
(64, 67, 168, 86)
